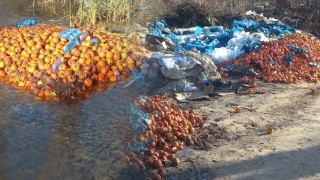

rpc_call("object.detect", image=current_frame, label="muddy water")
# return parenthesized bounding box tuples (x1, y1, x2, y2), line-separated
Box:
(0, 1, 138, 179)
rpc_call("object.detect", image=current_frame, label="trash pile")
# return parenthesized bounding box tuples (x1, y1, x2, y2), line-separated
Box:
(0, 22, 144, 100)
(149, 16, 295, 64)
(144, 11, 320, 88)
(138, 51, 221, 94)
(127, 93, 204, 179)
(219, 33, 320, 83)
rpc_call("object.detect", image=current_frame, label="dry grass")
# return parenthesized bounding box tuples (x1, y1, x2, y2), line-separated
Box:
(106, 0, 131, 23)
(40, 0, 133, 26)
(39, 0, 256, 26)
(75, 0, 132, 26)
(38, 0, 317, 27)
(40, 0, 69, 15)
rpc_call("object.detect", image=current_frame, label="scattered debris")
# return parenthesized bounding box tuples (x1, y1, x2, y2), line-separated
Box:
(139, 51, 221, 94)
(309, 88, 317, 95)
(175, 92, 210, 103)
(267, 128, 273, 134)
(235, 107, 241, 113)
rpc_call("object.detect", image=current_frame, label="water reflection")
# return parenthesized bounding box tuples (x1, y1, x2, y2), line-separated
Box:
(0, 81, 138, 179)
(0, 111, 8, 178)
(0, 0, 36, 28)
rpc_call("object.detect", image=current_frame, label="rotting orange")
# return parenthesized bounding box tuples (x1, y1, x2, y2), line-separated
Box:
(235, 107, 241, 113)
(84, 77, 93, 87)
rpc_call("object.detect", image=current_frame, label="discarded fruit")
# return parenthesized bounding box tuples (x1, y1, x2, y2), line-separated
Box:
(158, 168, 166, 177)
(172, 157, 180, 166)
(235, 107, 241, 113)
(153, 159, 163, 169)
(153, 174, 162, 180)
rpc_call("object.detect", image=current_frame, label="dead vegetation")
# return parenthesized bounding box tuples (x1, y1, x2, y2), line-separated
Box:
(36, 0, 319, 36)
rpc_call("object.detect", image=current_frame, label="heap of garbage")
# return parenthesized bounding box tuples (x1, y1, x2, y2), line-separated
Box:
(140, 12, 319, 95)
(138, 51, 221, 94)
(148, 15, 295, 64)
(0, 21, 144, 100)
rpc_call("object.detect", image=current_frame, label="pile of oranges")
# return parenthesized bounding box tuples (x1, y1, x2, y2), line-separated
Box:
(0, 24, 144, 100)
(219, 33, 320, 83)
(127, 93, 204, 180)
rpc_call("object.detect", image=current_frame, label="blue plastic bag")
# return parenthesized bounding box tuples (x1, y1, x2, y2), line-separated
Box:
(287, 45, 307, 56)
(128, 104, 151, 136)
(195, 26, 203, 36)
(248, 41, 262, 52)
(63, 42, 77, 55)
(59, 28, 86, 54)
(128, 141, 147, 153)
(52, 57, 62, 73)
(15, 19, 38, 28)
(91, 38, 99, 44)
(232, 19, 261, 30)
(151, 19, 167, 36)
(59, 28, 84, 41)
(284, 55, 293, 63)
(148, 18, 296, 63)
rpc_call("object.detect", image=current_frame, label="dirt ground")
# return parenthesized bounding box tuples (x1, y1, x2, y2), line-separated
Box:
(163, 81, 320, 180)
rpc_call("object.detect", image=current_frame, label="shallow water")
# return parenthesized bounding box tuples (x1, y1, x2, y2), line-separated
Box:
(0, 1, 139, 179)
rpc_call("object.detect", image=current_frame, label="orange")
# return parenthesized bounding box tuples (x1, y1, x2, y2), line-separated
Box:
(106, 71, 113, 78)
(235, 107, 241, 113)
(84, 78, 93, 87)
(109, 75, 117, 82)
(98, 51, 106, 58)
(97, 60, 106, 68)
(106, 51, 114, 59)
(114, 53, 120, 61)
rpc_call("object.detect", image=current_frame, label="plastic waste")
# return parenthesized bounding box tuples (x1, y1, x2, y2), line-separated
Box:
(59, 28, 84, 42)
(208, 32, 269, 63)
(283, 55, 293, 63)
(127, 103, 152, 153)
(91, 38, 99, 44)
(63, 42, 77, 55)
(287, 45, 307, 56)
(149, 16, 295, 63)
(15, 19, 38, 28)
(309, 62, 320, 68)
(128, 141, 147, 153)
(128, 104, 151, 136)
(52, 57, 62, 72)
(177, 79, 198, 92)
(140, 51, 220, 93)
(150, 19, 167, 36)
(232, 19, 261, 30)
(123, 70, 144, 88)
(153, 52, 197, 79)
(59, 28, 87, 54)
